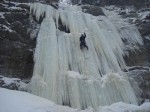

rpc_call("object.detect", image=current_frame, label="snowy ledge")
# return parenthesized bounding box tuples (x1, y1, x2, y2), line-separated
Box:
(0, 88, 150, 112)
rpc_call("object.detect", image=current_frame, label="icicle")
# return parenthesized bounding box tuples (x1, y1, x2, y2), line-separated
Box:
(29, 3, 143, 109)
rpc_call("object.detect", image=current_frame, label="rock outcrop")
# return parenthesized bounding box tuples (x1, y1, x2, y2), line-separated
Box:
(110, 6, 150, 103)
(0, 1, 35, 79)
(0, 75, 28, 91)
(72, 0, 149, 8)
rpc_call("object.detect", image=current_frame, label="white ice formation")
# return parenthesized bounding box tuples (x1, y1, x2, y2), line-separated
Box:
(59, 0, 72, 5)
(29, 3, 143, 109)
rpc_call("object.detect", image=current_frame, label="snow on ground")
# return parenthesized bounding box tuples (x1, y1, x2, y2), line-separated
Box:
(1, 0, 30, 12)
(8, 6, 23, 10)
(0, 88, 150, 112)
(0, 88, 86, 112)
(3, 0, 30, 6)
(0, 76, 28, 91)
(0, 12, 5, 18)
(97, 102, 150, 112)
(145, 35, 150, 41)
(138, 11, 150, 20)
(0, 24, 14, 32)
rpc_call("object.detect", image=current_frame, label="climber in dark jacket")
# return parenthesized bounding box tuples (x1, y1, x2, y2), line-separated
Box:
(80, 33, 88, 50)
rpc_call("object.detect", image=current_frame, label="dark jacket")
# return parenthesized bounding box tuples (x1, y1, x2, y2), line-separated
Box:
(80, 33, 86, 43)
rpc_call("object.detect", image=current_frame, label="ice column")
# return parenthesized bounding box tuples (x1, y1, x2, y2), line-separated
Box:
(29, 3, 143, 109)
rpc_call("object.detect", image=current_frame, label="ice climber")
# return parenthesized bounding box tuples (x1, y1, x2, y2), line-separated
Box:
(80, 33, 88, 50)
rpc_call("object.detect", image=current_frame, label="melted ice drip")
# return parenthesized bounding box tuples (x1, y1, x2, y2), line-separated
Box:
(29, 3, 143, 109)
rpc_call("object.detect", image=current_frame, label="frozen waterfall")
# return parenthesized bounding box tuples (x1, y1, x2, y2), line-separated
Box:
(29, 3, 143, 109)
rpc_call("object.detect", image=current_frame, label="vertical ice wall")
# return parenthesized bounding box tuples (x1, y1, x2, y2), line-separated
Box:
(29, 3, 143, 109)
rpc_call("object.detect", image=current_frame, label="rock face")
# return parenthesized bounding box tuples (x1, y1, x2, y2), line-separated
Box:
(116, 6, 150, 102)
(9, 0, 34, 3)
(0, 1, 35, 79)
(127, 67, 150, 103)
(72, 0, 149, 8)
(81, 5, 105, 16)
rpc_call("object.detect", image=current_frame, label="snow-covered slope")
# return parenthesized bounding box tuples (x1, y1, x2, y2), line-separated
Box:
(0, 88, 150, 112)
